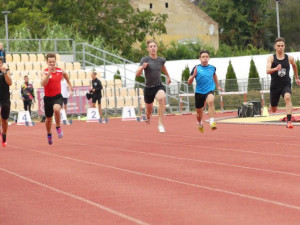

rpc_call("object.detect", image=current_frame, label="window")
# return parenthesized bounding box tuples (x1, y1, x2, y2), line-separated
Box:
(165, 3, 168, 8)
(150, 3, 152, 9)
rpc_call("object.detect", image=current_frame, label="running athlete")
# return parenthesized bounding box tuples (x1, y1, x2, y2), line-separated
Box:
(21, 75, 35, 116)
(0, 58, 12, 147)
(90, 72, 103, 118)
(188, 50, 223, 132)
(266, 37, 300, 128)
(41, 53, 72, 145)
(136, 39, 171, 133)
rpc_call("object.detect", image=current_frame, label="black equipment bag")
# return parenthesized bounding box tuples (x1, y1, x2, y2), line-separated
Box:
(238, 102, 254, 118)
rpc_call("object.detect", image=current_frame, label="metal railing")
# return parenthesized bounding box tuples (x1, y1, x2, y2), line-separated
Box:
(1, 38, 202, 113)
(75, 42, 190, 112)
(0, 38, 74, 55)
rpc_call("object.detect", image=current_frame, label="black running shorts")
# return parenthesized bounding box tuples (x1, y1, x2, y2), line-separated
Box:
(92, 96, 101, 104)
(0, 100, 11, 120)
(195, 91, 214, 109)
(44, 94, 63, 118)
(144, 83, 166, 104)
(270, 84, 291, 107)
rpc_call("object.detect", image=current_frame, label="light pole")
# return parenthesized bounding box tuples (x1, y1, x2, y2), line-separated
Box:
(275, 0, 280, 37)
(2, 11, 10, 52)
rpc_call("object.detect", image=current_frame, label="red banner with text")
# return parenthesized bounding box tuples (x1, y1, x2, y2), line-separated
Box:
(37, 86, 91, 115)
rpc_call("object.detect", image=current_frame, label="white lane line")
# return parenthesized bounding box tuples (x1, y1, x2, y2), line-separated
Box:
(65, 133, 300, 159)
(63, 127, 300, 156)
(8, 145, 300, 212)
(9, 133, 300, 177)
(17, 128, 300, 158)
(8, 131, 300, 180)
(0, 168, 150, 225)
(60, 140, 300, 178)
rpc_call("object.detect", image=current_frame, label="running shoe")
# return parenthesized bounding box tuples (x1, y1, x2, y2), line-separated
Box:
(1, 134, 6, 147)
(47, 134, 53, 145)
(158, 124, 166, 133)
(56, 127, 63, 138)
(145, 113, 151, 124)
(210, 122, 217, 131)
(286, 121, 293, 129)
(198, 124, 204, 133)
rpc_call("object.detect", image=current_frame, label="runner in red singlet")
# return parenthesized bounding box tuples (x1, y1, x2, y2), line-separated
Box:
(41, 53, 72, 145)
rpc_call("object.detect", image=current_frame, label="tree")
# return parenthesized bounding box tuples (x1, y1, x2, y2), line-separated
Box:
(199, 0, 272, 49)
(135, 75, 145, 89)
(225, 60, 238, 92)
(0, 0, 167, 55)
(114, 70, 121, 80)
(276, 0, 300, 51)
(248, 58, 261, 91)
(181, 65, 194, 93)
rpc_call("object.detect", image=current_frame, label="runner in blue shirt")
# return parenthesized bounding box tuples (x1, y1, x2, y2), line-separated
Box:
(188, 50, 223, 132)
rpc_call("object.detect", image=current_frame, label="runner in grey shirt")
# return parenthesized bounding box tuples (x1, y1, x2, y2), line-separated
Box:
(139, 56, 166, 86)
(136, 39, 171, 133)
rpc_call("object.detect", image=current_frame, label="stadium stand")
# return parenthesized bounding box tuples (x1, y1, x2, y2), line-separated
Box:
(8, 53, 145, 114)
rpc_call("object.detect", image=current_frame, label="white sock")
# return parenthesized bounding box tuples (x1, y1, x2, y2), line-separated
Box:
(209, 118, 214, 125)
(198, 120, 203, 126)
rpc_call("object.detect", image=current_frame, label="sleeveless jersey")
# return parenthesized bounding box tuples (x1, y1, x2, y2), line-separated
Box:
(271, 54, 290, 87)
(44, 67, 63, 97)
(193, 64, 216, 94)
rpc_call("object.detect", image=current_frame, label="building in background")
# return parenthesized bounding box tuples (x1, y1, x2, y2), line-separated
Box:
(130, 0, 219, 50)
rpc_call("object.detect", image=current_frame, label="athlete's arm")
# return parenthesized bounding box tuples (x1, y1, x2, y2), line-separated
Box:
(161, 65, 171, 85)
(62, 70, 73, 93)
(213, 73, 224, 92)
(266, 55, 281, 74)
(1, 67, 12, 86)
(188, 67, 197, 85)
(289, 55, 300, 85)
(41, 71, 50, 87)
(136, 63, 148, 77)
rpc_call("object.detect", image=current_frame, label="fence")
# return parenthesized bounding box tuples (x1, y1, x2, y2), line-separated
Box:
(180, 78, 300, 113)
(0, 38, 74, 54)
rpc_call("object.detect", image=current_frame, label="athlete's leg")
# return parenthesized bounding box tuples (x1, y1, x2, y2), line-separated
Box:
(0, 118, 1, 132)
(196, 107, 204, 123)
(206, 93, 215, 119)
(284, 92, 292, 115)
(1, 118, 8, 146)
(24, 100, 28, 111)
(53, 104, 62, 128)
(155, 90, 165, 126)
(206, 93, 217, 130)
(284, 92, 293, 128)
(54, 103, 64, 138)
(98, 104, 102, 118)
(63, 103, 67, 113)
(28, 101, 32, 116)
(145, 103, 153, 119)
(45, 116, 53, 145)
(270, 106, 277, 113)
(1, 119, 8, 135)
(270, 88, 280, 113)
(1, 103, 10, 146)
(45, 117, 52, 134)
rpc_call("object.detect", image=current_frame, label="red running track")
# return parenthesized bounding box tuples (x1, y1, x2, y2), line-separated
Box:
(1, 114, 300, 225)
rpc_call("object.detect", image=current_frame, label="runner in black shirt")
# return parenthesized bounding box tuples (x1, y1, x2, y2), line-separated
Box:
(0, 58, 12, 147)
(90, 72, 103, 117)
(266, 37, 300, 128)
